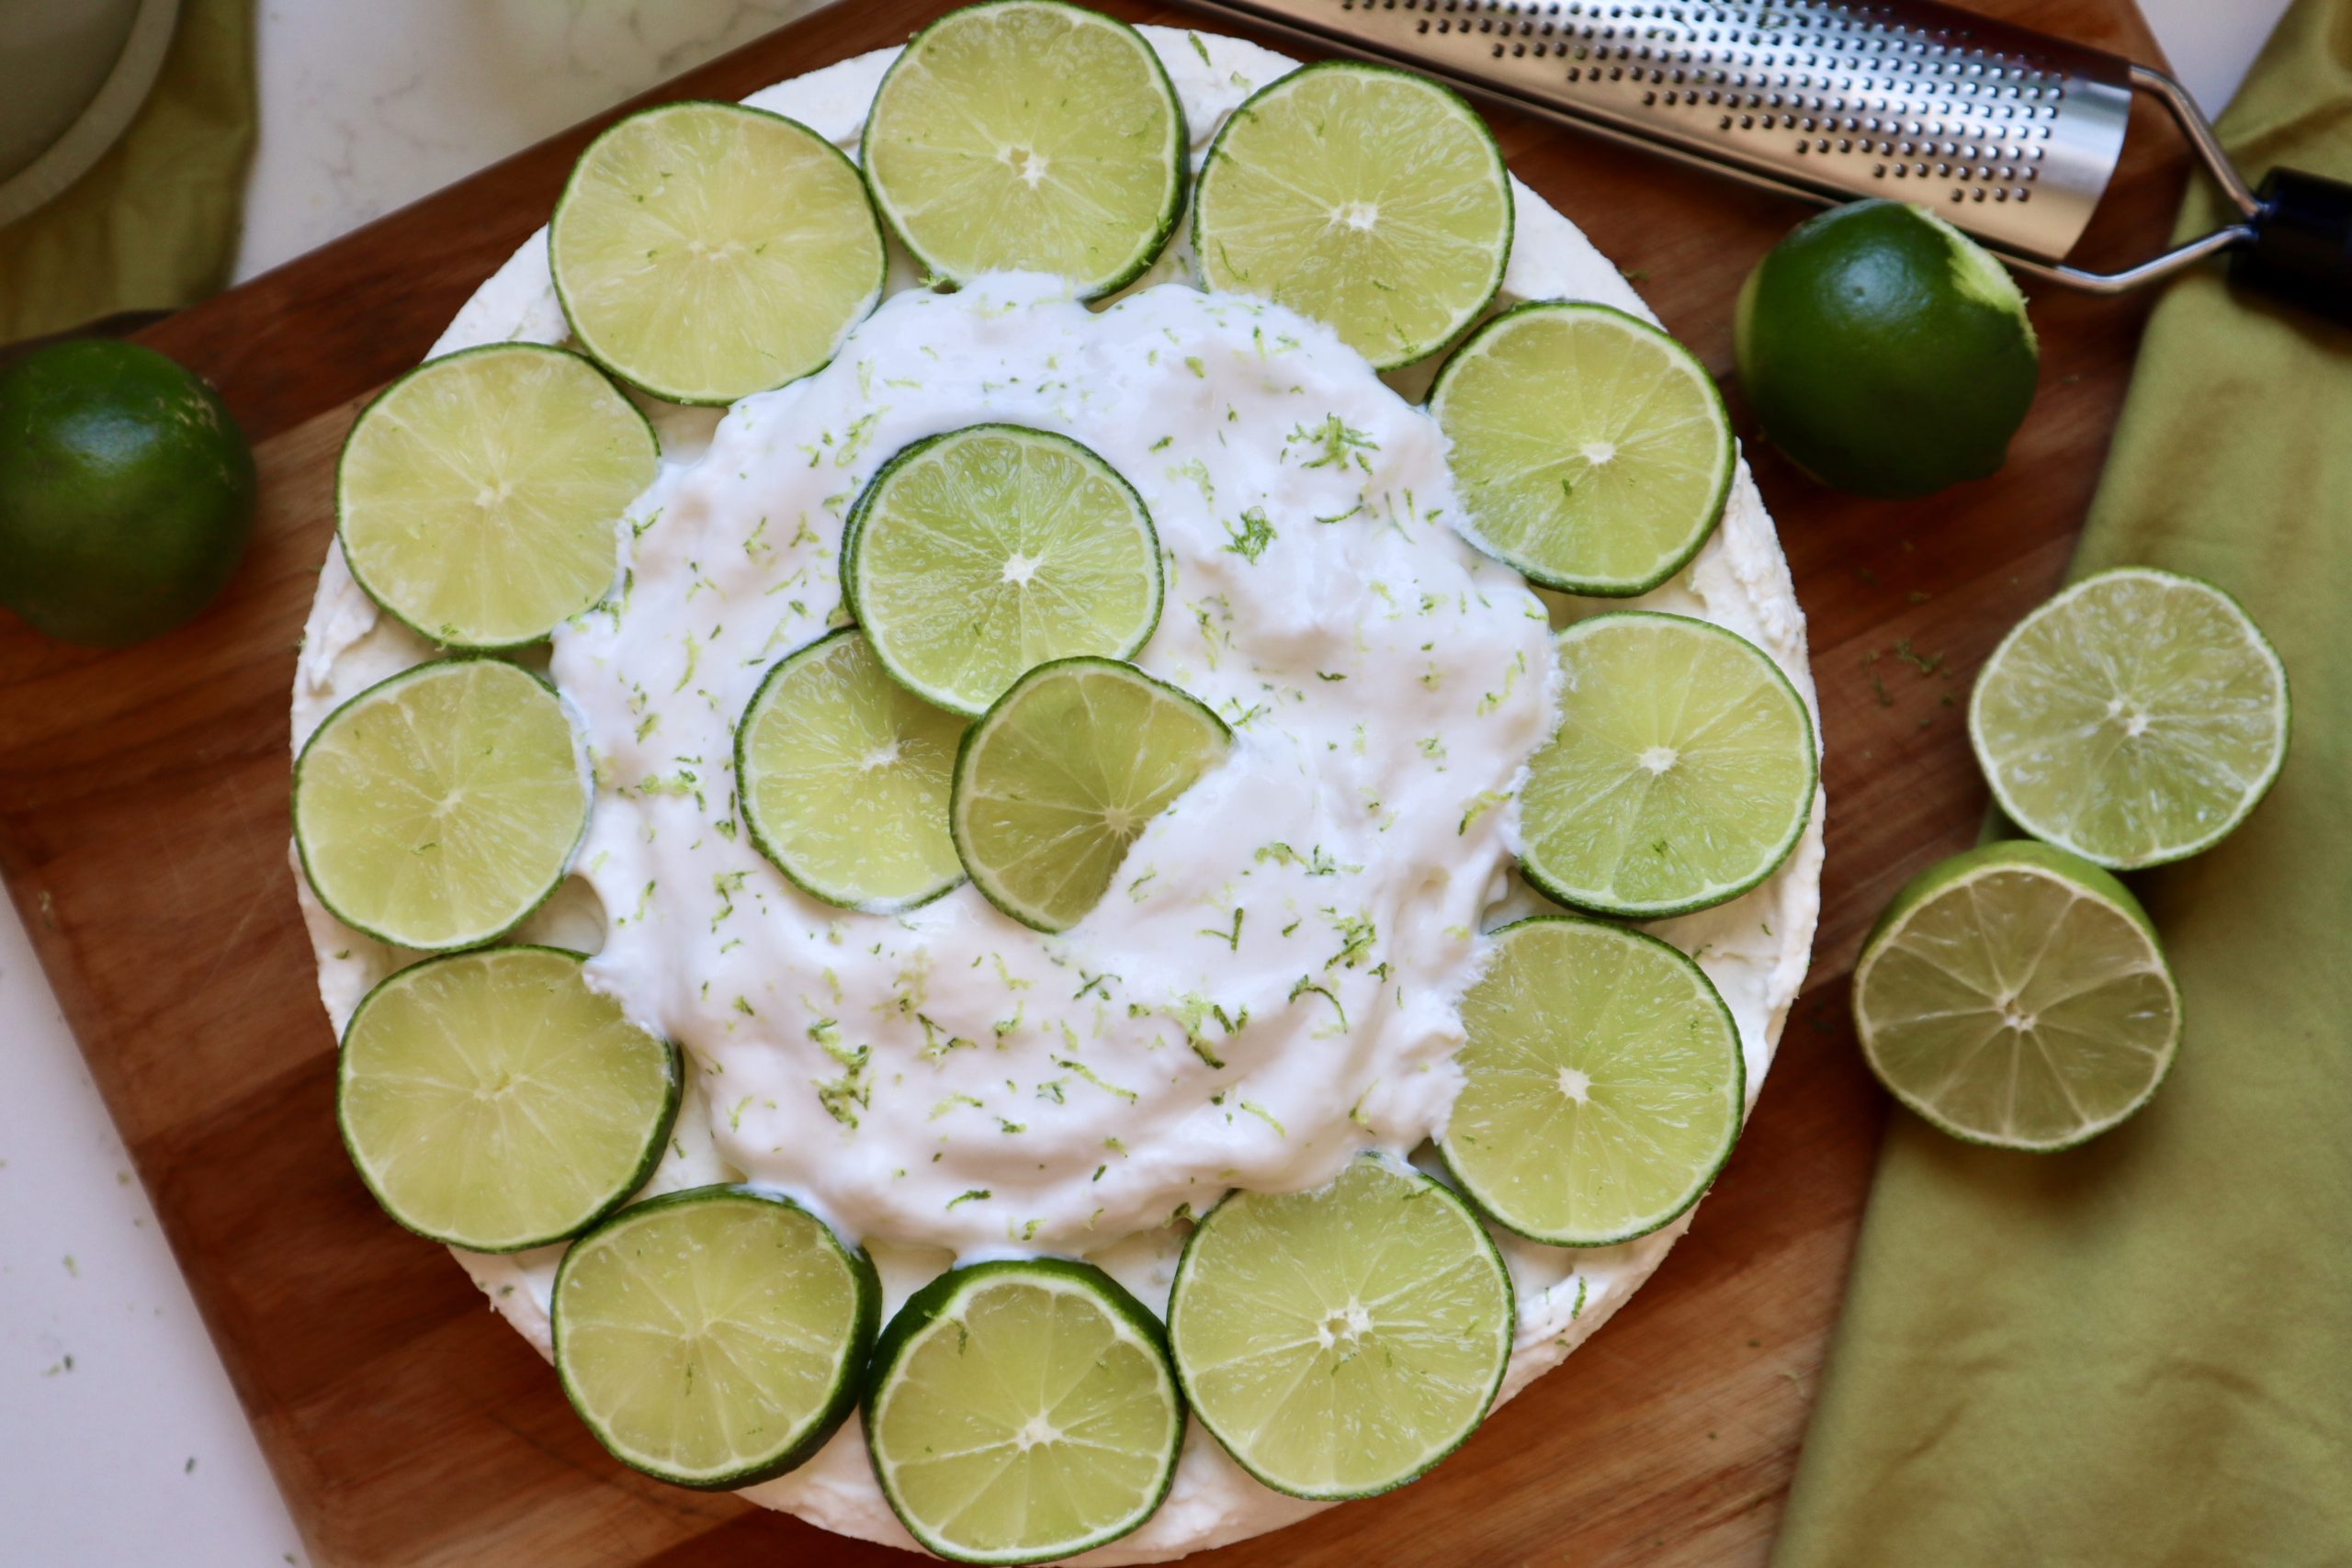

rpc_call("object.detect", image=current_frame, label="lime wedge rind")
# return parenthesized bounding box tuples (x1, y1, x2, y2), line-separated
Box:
(1429, 300, 1736, 597)
(861, 1, 1188, 300)
(334, 342, 659, 651)
(335, 945, 680, 1253)
(1441, 916, 1744, 1248)
(1968, 566, 2290, 872)
(1518, 612, 1818, 921)
(1194, 60, 1513, 371)
(1167, 1155, 1513, 1502)
(1852, 840, 2183, 1152)
(552, 1185, 881, 1490)
(291, 657, 591, 953)
(864, 1258, 1184, 1565)
(549, 100, 887, 406)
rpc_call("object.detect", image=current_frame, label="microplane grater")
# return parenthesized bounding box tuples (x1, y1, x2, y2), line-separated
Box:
(1170, 0, 2352, 315)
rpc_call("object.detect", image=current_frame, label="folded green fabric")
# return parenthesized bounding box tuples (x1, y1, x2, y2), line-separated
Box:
(0, 0, 254, 344)
(1772, 7, 2352, 1565)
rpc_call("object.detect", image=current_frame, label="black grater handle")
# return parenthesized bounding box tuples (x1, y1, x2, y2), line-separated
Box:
(2230, 168, 2352, 326)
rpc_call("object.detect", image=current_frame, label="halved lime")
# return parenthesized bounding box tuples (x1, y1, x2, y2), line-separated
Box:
(1193, 62, 1512, 369)
(293, 659, 589, 951)
(1443, 917, 1743, 1247)
(1167, 1155, 1512, 1500)
(1969, 566, 2290, 870)
(337, 946, 677, 1251)
(844, 424, 1162, 717)
(860, 1, 1186, 299)
(1853, 840, 2182, 1150)
(864, 1258, 1184, 1565)
(949, 657, 1229, 932)
(336, 344, 657, 649)
(1520, 612, 1815, 919)
(737, 628, 968, 912)
(553, 1185, 880, 1488)
(1430, 301, 1735, 594)
(549, 100, 886, 404)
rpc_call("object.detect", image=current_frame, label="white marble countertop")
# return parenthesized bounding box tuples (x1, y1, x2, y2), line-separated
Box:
(0, 0, 2293, 1560)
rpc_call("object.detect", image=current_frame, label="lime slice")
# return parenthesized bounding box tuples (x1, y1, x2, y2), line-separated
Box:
(844, 424, 1163, 717)
(1520, 612, 1816, 919)
(1167, 1155, 1512, 1500)
(1430, 301, 1735, 594)
(553, 1185, 880, 1488)
(1443, 917, 1743, 1247)
(550, 100, 886, 404)
(336, 344, 657, 649)
(860, 1, 1185, 299)
(1969, 566, 2290, 870)
(949, 657, 1229, 932)
(736, 628, 968, 911)
(1193, 62, 1512, 369)
(864, 1258, 1184, 1565)
(337, 946, 677, 1251)
(293, 659, 589, 951)
(1853, 840, 2182, 1151)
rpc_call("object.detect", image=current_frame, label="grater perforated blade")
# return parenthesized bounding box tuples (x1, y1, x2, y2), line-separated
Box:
(1168, 0, 2324, 301)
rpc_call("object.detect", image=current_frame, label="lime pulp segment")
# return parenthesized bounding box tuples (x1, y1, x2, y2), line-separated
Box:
(335, 344, 657, 649)
(1520, 612, 1816, 919)
(336, 946, 677, 1251)
(1193, 61, 1512, 369)
(845, 424, 1163, 717)
(864, 1258, 1184, 1565)
(293, 659, 589, 952)
(949, 657, 1230, 932)
(861, 1, 1186, 298)
(553, 1186, 880, 1488)
(1430, 301, 1735, 595)
(1444, 917, 1743, 1246)
(550, 100, 886, 404)
(737, 629, 969, 911)
(1853, 840, 2182, 1151)
(1970, 566, 2290, 870)
(1168, 1155, 1512, 1500)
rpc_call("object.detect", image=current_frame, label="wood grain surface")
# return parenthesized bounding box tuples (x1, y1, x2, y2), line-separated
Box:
(0, 1, 2188, 1562)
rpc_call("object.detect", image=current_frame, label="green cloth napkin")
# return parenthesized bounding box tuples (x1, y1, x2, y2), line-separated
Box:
(0, 0, 254, 344)
(1771, 6, 2352, 1565)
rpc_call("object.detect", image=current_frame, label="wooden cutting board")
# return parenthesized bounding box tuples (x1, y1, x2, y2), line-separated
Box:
(0, 1, 2188, 1562)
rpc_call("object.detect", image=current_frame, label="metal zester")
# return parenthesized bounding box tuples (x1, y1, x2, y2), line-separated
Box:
(1169, 0, 2352, 316)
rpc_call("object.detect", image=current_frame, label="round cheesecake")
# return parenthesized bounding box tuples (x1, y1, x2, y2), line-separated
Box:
(290, 26, 1823, 1562)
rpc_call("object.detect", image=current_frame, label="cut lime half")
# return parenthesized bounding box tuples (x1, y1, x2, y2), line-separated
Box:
(861, 1, 1186, 298)
(337, 946, 677, 1252)
(1444, 917, 1743, 1247)
(336, 344, 657, 649)
(293, 659, 589, 951)
(1853, 840, 2182, 1151)
(737, 628, 968, 912)
(1430, 301, 1735, 595)
(864, 1258, 1184, 1565)
(1193, 62, 1512, 369)
(1521, 612, 1816, 919)
(1167, 1155, 1512, 1500)
(1970, 566, 2290, 870)
(844, 424, 1162, 717)
(550, 100, 886, 404)
(553, 1185, 880, 1489)
(949, 657, 1229, 932)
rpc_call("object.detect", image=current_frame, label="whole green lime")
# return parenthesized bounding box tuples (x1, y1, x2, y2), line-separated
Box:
(1735, 199, 2039, 499)
(0, 340, 257, 646)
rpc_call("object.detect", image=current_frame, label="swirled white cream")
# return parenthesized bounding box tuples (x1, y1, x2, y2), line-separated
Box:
(289, 28, 1823, 1564)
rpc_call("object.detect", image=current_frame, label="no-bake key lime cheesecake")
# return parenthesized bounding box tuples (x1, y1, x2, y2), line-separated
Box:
(290, 6, 1823, 1562)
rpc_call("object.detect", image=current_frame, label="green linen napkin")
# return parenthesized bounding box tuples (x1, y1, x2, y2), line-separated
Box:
(0, 0, 254, 344)
(1771, 6, 2352, 1564)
